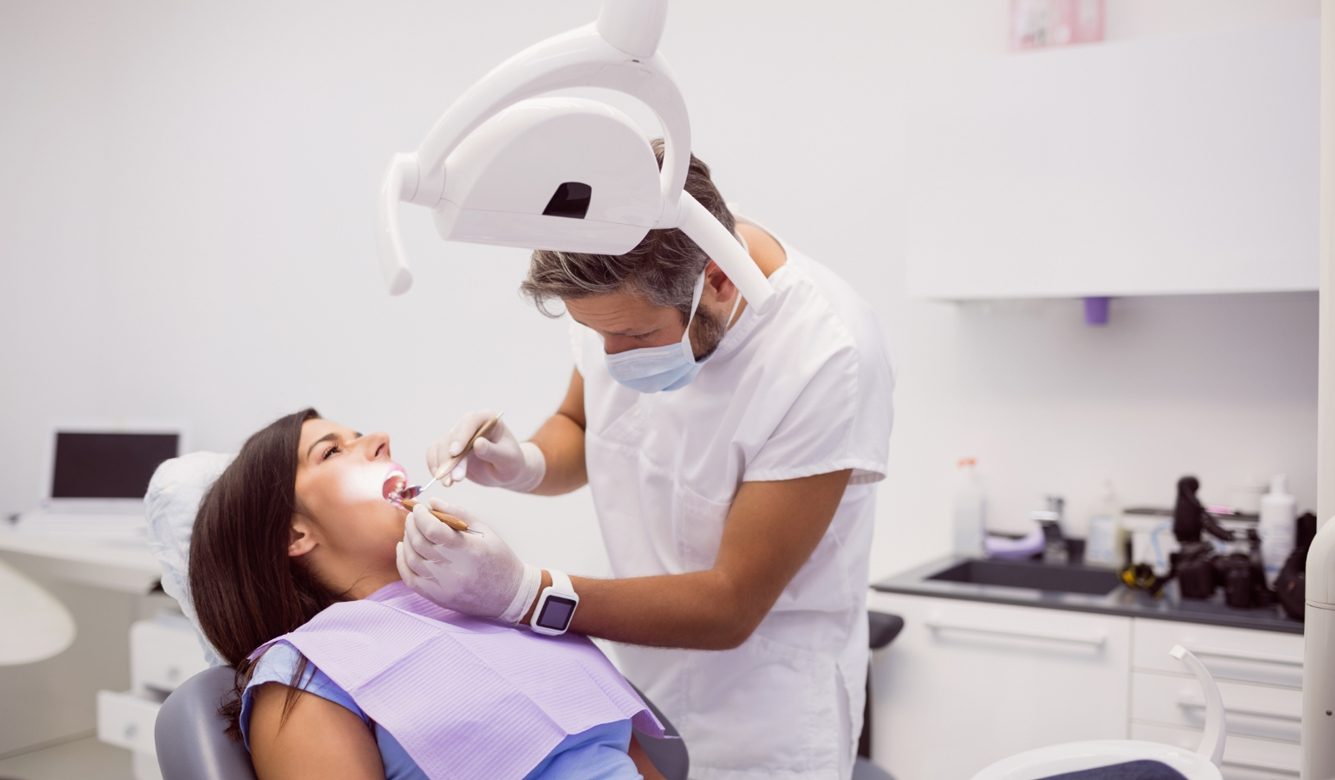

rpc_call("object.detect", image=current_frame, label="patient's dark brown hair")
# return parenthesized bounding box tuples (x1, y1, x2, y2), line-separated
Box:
(189, 407, 345, 739)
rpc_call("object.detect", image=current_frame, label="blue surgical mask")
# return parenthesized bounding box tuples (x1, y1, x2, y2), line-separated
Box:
(604, 270, 741, 393)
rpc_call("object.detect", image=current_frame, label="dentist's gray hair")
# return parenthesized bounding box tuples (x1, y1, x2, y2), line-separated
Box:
(521, 139, 735, 324)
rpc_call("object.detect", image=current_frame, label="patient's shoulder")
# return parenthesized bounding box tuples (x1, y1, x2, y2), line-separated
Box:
(240, 642, 369, 751)
(247, 682, 385, 780)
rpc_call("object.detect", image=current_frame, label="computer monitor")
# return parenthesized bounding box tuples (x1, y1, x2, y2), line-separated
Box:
(42, 428, 181, 512)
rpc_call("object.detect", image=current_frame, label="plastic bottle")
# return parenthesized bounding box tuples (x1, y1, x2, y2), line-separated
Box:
(953, 458, 986, 557)
(1258, 474, 1296, 588)
(1085, 481, 1122, 568)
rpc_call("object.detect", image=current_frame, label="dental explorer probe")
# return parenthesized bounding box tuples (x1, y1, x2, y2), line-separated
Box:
(399, 498, 482, 535)
(395, 414, 504, 504)
(396, 412, 505, 499)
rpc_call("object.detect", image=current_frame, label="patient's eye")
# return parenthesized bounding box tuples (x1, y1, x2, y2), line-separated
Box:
(321, 444, 341, 461)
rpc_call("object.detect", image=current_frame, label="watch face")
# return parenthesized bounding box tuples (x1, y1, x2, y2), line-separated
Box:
(536, 595, 577, 631)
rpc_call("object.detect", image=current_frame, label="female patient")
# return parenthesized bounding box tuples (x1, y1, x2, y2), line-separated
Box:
(188, 408, 664, 780)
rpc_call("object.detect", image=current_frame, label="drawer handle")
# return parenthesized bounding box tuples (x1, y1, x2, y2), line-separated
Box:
(1177, 698, 1302, 724)
(1221, 759, 1300, 776)
(1186, 645, 1303, 668)
(925, 620, 1107, 647)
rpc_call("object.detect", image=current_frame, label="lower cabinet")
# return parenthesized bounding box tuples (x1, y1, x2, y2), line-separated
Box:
(867, 591, 1304, 780)
(97, 614, 211, 780)
(868, 592, 1133, 780)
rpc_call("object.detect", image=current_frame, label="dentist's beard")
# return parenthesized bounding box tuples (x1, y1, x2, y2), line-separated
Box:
(689, 304, 730, 362)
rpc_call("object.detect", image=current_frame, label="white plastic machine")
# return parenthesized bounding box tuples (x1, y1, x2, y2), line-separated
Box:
(375, 0, 775, 314)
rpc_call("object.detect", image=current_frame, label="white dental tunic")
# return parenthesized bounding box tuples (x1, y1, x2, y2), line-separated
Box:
(572, 236, 895, 780)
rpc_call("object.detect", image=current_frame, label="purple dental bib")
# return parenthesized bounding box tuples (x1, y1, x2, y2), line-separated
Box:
(249, 581, 662, 780)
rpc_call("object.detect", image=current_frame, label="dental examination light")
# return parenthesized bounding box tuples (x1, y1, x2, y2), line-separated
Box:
(376, 0, 775, 314)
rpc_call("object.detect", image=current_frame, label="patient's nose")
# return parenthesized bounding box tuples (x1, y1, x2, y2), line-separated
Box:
(362, 431, 391, 460)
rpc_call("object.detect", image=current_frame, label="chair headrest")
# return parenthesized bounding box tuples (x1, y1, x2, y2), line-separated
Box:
(145, 452, 233, 666)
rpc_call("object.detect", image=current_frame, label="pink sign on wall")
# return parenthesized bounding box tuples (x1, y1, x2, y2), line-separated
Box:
(1011, 0, 1105, 51)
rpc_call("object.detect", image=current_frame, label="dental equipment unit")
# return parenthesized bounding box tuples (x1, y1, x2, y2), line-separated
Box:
(374, 0, 775, 315)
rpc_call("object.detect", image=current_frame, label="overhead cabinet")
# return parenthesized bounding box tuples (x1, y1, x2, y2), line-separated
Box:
(905, 20, 1319, 299)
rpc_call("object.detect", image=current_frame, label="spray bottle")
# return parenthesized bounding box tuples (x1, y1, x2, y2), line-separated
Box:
(1258, 474, 1296, 588)
(953, 458, 986, 557)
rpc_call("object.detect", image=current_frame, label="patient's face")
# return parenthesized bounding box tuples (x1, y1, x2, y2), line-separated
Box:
(292, 419, 407, 576)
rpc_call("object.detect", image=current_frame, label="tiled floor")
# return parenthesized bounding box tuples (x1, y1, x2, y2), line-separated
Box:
(0, 737, 132, 780)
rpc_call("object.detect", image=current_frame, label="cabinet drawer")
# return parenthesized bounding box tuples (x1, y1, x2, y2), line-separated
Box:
(97, 690, 161, 755)
(1132, 619, 1303, 688)
(1130, 722, 1299, 779)
(131, 619, 209, 693)
(1131, 671, 1302, 743)
(869, 593, 1132, 780)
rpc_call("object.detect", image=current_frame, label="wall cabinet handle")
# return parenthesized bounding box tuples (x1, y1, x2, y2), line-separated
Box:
(1187, 645, 1303, 668)
(925, 619, 1106, 647)
(1177, 698, 1303, 724)
(1221, 759, 1300, 776)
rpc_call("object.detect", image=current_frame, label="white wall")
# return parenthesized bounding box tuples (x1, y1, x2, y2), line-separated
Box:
(0, 0, 1320, 742)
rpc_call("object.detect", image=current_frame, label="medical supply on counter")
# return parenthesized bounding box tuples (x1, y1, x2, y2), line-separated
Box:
(249, 581, 664, 780)
(1274, 512, 1317, 620)
(1084, 481, 1122, 568)
(1258, 474, 1296, 587)
(984, 528, 1045, 560)
(398, 499, 478, 534)
(952, 458, 986, 557)
(1121, 509, 1176, 574)
(374, 0, 776, 316)
(1173, 476, 1235, 545)
(1037, 514, 1069, 564)
(1230, 475, 1267, 515)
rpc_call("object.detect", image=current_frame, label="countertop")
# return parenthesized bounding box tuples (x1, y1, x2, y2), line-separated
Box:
(871, 555, 1304, 635)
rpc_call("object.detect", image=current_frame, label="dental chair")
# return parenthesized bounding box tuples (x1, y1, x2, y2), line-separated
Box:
(971, 646, 1226, 780)
(855, 611, 904, 780)
(154, 665, 689, 780)
(152, 613, 903, 780)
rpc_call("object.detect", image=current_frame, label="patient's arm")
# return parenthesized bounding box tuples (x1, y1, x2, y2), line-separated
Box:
(249, 682, 385, 780)
(629, 735, 668, 780)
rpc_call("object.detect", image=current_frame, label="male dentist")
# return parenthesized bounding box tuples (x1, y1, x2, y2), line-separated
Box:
(398, 145, 895, 780)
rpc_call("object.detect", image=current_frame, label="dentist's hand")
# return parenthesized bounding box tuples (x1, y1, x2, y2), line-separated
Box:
(396, 498, 541, 623)
(427, 410, 546, 492)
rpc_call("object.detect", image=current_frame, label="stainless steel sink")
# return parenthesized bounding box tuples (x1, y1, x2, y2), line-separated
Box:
(927, 558, 1121, 596)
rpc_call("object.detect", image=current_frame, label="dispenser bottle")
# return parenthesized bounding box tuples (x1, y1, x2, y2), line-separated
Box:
(953, 458, 986, 557)
(1257, 474, 1296, 587)
(1085, 481, 1122, 567)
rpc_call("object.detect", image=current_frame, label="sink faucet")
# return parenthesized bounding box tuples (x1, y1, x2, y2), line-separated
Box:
(1031, 509, 1069, 564)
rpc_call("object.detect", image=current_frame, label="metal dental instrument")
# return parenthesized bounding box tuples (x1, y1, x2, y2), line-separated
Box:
(399, 498, 483, 536)
(399, 412, 505, 499)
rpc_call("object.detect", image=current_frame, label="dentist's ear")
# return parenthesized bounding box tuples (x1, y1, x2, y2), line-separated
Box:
(288, 515, 318, 557)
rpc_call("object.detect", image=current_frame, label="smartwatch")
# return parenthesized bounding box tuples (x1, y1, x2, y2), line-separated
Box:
(530, 569, 579, 636)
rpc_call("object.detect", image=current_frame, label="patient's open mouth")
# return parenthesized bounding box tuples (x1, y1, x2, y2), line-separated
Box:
(383, 464, 408, 508)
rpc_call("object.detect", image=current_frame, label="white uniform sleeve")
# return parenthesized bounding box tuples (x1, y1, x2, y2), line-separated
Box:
(745, 340, 891, 485)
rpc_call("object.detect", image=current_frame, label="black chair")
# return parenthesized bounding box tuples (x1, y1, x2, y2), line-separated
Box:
(853, 610, 905, 780)
(154, 667, 688, 780)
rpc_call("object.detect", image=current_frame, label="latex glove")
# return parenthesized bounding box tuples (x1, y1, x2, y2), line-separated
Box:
(396, 498, 542, 623)
(427, 410, 546, 492)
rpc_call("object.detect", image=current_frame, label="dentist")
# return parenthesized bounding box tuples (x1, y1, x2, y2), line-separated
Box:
(398, 145, 895, 780)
